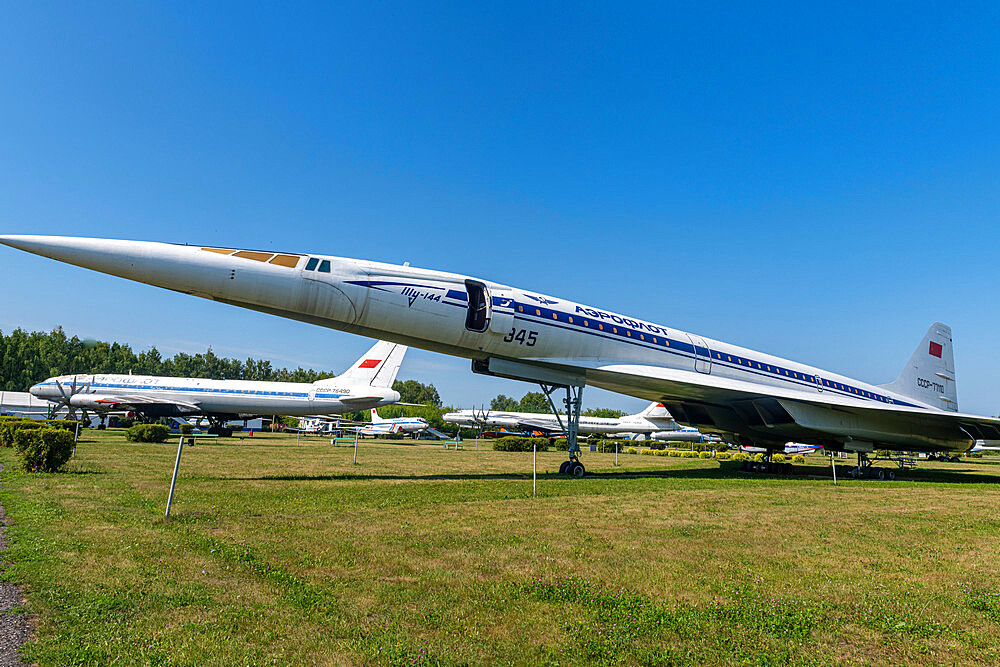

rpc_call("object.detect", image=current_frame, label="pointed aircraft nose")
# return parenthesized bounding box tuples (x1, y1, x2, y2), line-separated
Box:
(0, 234, 88, 255)
(0, 234, 220, 295)
(29, 381, 47, 398)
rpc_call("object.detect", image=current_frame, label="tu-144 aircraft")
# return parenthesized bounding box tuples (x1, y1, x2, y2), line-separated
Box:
(29, 340, 407, 433)
(4, 234, 999, 478)
(442, 401, 700, 439)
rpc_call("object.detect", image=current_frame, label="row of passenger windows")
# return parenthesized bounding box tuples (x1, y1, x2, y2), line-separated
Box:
(304, 258, 331, 272)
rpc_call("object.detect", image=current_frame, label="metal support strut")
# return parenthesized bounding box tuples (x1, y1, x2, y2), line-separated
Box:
(540, 382, 585, 477)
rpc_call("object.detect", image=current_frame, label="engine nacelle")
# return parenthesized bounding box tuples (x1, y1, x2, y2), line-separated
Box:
(68, 394, 118, 409)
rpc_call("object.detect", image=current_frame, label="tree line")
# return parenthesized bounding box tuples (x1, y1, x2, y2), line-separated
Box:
(490, 392, 625, 418)
(0, 327, 343, 391)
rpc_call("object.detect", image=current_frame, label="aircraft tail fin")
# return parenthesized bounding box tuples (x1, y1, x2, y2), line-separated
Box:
(336, 340, 408, 388)
(639, 402, 671, 419)
(370, 408, 384, 424)
(880, 322, 957, 411)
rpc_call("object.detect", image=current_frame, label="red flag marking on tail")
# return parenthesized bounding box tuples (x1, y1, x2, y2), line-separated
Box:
(358, 359, 381, 368)
(929, 341, 943, 358)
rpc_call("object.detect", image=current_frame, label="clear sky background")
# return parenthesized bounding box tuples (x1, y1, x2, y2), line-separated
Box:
(1, 3, 997, 414)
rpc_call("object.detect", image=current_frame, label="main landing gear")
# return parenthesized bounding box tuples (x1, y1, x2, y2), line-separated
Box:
(848, 452, 896, 481)
(740, 451, 793, 475)
(205, 416, 234, 437)
(541, 383, 586, 477)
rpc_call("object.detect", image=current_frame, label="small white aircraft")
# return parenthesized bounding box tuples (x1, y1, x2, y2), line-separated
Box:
(356, 408, 431, 436)
(443, 401, 681, 437)
(5, 234, 999, 478)
(29, 340, 407, 434)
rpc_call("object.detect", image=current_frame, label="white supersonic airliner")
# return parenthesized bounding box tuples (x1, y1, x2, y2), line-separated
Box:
(3, 234, 998, 477)
(442, 401, 684, 437)
(29, 339, 407, 433)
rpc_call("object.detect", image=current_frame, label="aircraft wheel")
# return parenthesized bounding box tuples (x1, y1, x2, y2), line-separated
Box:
(888, 469, 896, 481)
(784, 463, 792, 475)
(559, 460, 572, 475)
(876, 468, 886, 481)
(571, 462, 586, 477)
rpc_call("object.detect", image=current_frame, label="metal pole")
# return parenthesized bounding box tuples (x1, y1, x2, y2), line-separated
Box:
(166, 436, 184, 517)
(353, 430, 359, 464)
(831, 452, 837, 485)
(533, 443, 537, 496)
(72, 421, 79, 457)
(296, 429, 300, 446)
(616, 441, 619, 467)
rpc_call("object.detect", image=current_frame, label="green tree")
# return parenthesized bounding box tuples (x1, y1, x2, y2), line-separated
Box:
(490, 394, 519, 411)
(392, 380, 442, 407)
(583, 408, 626, 418)
(518, 391, 550, 413)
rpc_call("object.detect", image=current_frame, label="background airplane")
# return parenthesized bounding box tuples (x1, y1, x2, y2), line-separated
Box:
(443, 401, 681, 437)
(29, 340, 407, 434)
(646, 426, 714, 443)
(357, 407, 427, 437)
(5, 234, 1000, 478)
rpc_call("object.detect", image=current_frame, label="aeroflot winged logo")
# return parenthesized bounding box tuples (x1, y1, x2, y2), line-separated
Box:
(523, 294, 558, 305)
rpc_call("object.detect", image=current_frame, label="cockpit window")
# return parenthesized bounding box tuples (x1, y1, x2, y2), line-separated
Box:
(318, 260, 331, 273)
(305, 257, 319, 271)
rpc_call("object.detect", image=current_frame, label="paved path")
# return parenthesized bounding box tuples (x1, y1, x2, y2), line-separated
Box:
(0, 464, 28, 667)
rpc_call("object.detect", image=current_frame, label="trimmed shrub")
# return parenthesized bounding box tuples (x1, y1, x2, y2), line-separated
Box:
(653, 449, 669, 457)
(0, 418, 43, 448)
(493, 436, 549, 452)
(552, 437, 569, 451)
(772, 453, 786, 463)
(716, 452, 731, 460)
(792, 454, 806, 463)
(13, 427, 74, 472)
(640, 449, 654, 456)
(180, 424, 194, 435)
(732, 452, 750, 461)
(125, 424, 171, 443)
(626, 447, 638, 455)
(752, 453, 765, 462)
(667, 449, 680, 457)
(681, 450, 699, 458)
(699, 451, 712, 459)
(45, 419, 79, 432)
(0, 418, 25, 447)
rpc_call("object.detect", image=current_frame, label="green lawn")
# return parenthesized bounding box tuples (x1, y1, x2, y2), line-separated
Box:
(2, 431, 1000, 665)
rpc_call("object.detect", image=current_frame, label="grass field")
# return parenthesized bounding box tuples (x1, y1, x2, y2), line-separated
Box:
(2, 430, 1000, 666)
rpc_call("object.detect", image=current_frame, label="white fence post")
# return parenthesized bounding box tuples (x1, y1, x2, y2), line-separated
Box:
(166, 436, 185, 517)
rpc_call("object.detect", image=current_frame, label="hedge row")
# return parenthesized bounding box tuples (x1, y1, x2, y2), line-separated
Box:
(620, 448, 810, 465)
(125, 424, 171, 443)
(554, 438, 630, 453)
(493, 436, 550, 452)
(1, 417, 79, 447)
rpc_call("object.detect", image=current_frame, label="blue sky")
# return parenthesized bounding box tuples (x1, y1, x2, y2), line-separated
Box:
(1, 3, 998, 414)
